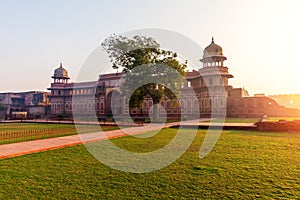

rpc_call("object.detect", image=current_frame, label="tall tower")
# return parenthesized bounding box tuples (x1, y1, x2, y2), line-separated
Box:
(198, 37, 233, 117)
(48, 63, 73, 117)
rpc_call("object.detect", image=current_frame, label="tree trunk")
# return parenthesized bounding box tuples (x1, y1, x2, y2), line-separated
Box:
(151, 104, 159, 122)
(142, 85, 162, 123)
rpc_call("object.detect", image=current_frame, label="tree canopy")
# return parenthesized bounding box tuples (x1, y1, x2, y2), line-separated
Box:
(102, 35, 187, 117)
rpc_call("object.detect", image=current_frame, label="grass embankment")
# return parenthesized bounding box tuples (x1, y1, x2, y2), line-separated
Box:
(0, 128, 299, 199)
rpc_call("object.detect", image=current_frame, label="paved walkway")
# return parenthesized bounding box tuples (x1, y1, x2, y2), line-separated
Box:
(0, 121, 181, 159)
(0, 120, 256, 160)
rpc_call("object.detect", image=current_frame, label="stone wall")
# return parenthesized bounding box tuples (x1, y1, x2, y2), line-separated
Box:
(227, 96, 300, 118)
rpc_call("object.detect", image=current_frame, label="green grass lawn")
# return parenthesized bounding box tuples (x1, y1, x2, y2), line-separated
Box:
(0, 123, 119, 132)
(205, 118, 260, 123)
(0, 122, 76, 131)
(0, 128, 299, 199)
(0, 123, 119, 144)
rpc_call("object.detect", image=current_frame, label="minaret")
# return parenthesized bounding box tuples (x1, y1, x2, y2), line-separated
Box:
(198, 38, 233, 117)
(48, 63, 71, 117)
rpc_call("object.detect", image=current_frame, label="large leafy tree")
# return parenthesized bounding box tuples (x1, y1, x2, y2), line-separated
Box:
(102, 35, 187, 120)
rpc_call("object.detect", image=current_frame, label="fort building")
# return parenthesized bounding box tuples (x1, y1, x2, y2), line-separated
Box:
(47, 38, 300, 119)
(1, 38, 298, 120)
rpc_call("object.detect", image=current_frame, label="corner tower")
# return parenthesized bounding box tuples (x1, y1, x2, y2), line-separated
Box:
(185, 37, 234, 117)
(199, 37, 233, 117)
(48, 63, 73, 118)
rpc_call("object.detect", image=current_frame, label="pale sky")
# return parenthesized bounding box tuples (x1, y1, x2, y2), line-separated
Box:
(1, 0, 300, 95)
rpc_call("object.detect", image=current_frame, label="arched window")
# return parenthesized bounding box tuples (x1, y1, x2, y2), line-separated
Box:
(187, 100, 192, 109)
(187, 81, 191, 88)
(172, 100, 178, 108)
(204, 98, 207, 108)
(100, 102, 104, 110)
(208, 98, 212, 107)
(193, 99, 199, 108)
(179, 100, 185, 108)
(148, 100, 153, 108)
(166, 100, 171, 108)
(214, 97, 218, 108)
(220, 98, 223, 107)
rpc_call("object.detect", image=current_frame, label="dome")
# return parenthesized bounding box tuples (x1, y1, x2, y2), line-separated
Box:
(203, 37, 224, 58)
(52, 63, 69, 79)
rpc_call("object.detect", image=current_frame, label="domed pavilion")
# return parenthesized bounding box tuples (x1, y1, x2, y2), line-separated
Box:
(52, 63, 70, 83)
(200, 37, 227, 68)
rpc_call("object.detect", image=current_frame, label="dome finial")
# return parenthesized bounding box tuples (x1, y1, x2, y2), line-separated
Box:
(212, 37, 214, 43)
(60, 62, 63, 68)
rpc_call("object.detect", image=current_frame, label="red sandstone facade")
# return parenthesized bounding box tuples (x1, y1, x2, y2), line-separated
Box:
(47, 39, 300, 119)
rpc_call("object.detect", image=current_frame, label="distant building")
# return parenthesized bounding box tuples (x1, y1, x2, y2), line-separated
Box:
(0, 91, 50, 119)
(47, 38, 300, 119)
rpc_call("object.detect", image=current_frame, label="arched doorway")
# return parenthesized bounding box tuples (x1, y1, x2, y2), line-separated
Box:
(106, 90, 122, 116)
